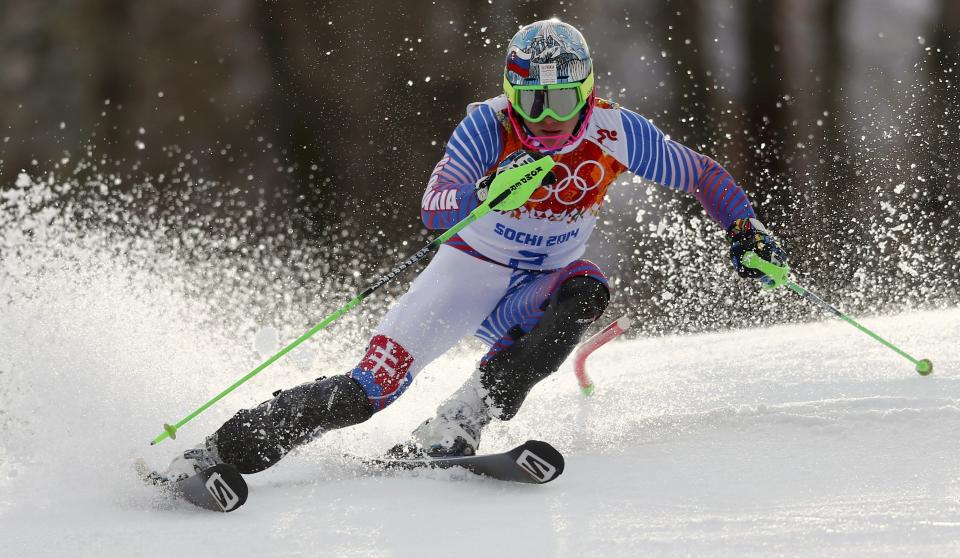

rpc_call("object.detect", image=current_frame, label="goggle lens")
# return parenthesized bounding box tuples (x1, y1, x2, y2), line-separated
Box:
(516, 87, 581, 121)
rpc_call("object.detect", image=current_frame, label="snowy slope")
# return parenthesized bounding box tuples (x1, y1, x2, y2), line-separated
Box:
(1, 300, 957, 557)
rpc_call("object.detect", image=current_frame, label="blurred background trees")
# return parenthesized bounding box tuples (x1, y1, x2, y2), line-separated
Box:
(1, 0, 958, 332)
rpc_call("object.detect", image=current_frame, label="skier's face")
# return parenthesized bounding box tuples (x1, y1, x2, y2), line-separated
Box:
(523, 114, 579, 139)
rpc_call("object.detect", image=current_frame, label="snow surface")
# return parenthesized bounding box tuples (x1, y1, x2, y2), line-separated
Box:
(1, 298, 958, 557)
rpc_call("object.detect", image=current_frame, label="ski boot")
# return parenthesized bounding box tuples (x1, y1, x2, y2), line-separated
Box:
(388, 371, 492, 459)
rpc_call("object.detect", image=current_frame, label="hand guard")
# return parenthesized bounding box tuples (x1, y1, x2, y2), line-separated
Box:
(727, 218, 787, 281)
(475, 150, 555, 211)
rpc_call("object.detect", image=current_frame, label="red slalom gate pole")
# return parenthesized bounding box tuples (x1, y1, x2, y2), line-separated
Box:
(573, 315, 632, 395)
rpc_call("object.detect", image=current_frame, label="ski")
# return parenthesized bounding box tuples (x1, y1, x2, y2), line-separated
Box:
(132, 439, 560, 515)
(134, 458, 248, 513)
(359, 439, 565, 484)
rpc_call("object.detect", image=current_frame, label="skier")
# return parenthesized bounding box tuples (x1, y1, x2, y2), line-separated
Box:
(154, 19, 786, 483)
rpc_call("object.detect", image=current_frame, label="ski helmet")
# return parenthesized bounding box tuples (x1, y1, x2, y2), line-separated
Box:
(503, 19, 595, 152)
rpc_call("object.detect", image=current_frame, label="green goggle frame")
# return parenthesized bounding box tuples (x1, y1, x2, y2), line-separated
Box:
(503, 72, 595, 123)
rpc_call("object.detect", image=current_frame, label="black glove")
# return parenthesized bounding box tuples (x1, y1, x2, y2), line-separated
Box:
(727, 218, 787, 279)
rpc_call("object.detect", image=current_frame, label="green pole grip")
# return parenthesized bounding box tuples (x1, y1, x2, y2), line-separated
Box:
(741, 251, 790, 291)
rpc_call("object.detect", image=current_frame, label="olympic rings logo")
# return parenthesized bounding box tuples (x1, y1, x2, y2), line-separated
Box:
(528, 160, 605, 206)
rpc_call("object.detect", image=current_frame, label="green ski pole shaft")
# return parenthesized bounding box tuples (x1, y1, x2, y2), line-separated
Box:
(150, 162, 552, 445)
(741, 251, 933, 376)
(151, 208, 485, 446)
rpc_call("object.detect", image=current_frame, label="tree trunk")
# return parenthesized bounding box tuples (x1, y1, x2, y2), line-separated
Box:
(743, 0, 790, 214)
(656, 0, 715, 152)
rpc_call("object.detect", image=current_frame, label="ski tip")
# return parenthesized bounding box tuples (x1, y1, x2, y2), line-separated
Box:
(580, 383, 595, 396)
(518, 440, 565, 482)
(917, 358, 933, 376)
(181, 463, 249, 513)
(616, 315, 632, 330)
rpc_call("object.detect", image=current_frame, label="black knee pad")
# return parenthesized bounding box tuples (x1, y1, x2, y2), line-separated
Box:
(480, 276, 609, 420)
(213, 375, 373, 474)
(549, 276, 610, 341)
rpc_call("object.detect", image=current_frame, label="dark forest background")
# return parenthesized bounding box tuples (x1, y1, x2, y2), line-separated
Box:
(2, 0, 959, 336)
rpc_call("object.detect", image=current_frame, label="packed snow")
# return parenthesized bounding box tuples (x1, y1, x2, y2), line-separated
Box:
(1, 288, 957, 556)
(0, 165, 957, 556)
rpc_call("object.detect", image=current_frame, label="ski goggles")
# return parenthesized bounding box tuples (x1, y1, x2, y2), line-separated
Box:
(503, 72, 595, 123)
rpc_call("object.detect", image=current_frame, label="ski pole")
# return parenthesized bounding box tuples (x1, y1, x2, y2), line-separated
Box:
(150, 157, 556, 445)
(741, 251, 933, 376)
(573, 315, 632, 395)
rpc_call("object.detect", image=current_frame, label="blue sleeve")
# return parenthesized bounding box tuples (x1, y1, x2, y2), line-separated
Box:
(620, 108, 755, 229)
(421, 105, 504, 229)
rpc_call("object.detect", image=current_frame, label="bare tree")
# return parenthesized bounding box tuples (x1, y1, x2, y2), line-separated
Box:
(916, 0, 960, 225)
(655, 0, 715, 152)
(814, 0, 855, 219)
(743, 0, 790, 214)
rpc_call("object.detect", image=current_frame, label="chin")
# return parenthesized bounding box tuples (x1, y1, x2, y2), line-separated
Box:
(534, 128, 569, 136)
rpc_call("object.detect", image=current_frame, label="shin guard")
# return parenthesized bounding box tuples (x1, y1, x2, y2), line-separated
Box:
(212, 375, 373, 474)
(480, 276, 609, 420)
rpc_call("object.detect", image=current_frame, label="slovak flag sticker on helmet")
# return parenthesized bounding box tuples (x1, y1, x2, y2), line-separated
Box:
(507, 48, 531, 78)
